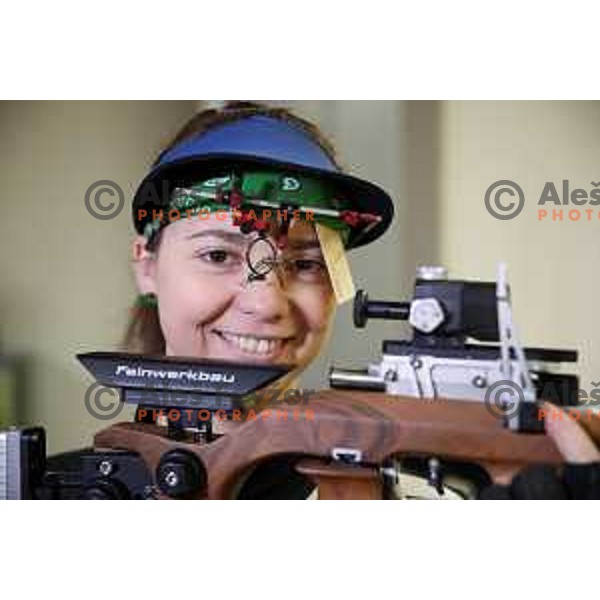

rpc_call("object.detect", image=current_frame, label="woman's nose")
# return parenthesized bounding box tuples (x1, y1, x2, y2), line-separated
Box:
(234, 269, 292, 321)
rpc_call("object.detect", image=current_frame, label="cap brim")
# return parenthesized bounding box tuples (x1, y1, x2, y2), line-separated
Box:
(132, 153, 394, 250)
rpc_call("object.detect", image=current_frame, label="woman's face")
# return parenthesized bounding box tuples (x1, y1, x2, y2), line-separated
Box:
(133, 212, 336, 373)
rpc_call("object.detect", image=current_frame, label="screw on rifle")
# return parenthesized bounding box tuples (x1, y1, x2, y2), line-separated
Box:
(410, 357, 423, 369)
(98, 460, 113, 477)
(384, 369, 398, 382)
(472, 375, 488, 389)
(165, 470, 179, 488)
(156, 449, 208, 499)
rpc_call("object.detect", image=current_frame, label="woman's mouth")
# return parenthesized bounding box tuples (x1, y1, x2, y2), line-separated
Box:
(213, 330, 293, 360)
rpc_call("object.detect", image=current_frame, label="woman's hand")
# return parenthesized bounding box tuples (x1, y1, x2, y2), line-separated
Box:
(479, 403, 600, 499)
(543, 402, 600, 463)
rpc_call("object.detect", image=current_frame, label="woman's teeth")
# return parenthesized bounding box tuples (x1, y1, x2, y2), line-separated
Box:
(218, 332, 283, 355)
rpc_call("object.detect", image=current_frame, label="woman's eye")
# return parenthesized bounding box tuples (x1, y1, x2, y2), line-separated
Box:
(195, 248, 241, 267)
(205, 250, 230, 263)
(291, 259, 326, 274)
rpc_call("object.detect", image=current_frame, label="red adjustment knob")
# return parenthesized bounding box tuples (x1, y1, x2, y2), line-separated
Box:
(254, 220, 270, 232)
(229, 190, 244, 208)
(233, 211, 253, 226)
(340, 210, 361, 227)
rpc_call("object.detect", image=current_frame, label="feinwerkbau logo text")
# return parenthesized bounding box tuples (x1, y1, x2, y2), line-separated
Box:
(115, 364, 236, 384)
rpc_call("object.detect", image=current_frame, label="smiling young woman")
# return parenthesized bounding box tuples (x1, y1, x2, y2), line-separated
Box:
(124, 102, 353, 360)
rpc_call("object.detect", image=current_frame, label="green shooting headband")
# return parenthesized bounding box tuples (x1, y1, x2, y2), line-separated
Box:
(143, 170, 363, 247)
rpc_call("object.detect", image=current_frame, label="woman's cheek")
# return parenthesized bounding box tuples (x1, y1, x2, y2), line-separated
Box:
(290, 285, 335, 345)
(158, 275, 232, 350)
(298, 285, 335, 328)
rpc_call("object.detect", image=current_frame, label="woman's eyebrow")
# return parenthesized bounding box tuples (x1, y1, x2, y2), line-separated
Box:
(185, 229, 322, 253)
(186, 230, 247, 244)
(287, 238, 322, 250)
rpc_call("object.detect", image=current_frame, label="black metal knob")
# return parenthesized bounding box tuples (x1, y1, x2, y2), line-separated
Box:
(353, 289, 369, 328)
(156, 449, 207, 499)
(353, 289, 411, 328)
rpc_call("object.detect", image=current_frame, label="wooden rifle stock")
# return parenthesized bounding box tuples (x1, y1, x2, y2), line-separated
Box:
(94, 390, 600, 499)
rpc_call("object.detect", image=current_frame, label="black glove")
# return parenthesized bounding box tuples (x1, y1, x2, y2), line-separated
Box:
(479, 462, 600, 500)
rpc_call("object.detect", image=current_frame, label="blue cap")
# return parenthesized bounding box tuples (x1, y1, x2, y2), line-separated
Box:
(132, 115, 394, 249)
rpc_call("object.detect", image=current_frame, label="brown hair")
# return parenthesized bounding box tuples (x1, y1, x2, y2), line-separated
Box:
(122, 101, 340, 355)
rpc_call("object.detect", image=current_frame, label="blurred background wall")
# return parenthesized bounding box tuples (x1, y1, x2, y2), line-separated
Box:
(0, 100, 598, 454)
(437, 101, 600, 392)
(0, 101, 197, 453)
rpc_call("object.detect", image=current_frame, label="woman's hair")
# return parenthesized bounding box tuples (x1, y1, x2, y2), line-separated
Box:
(122, 101, 340, 354)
